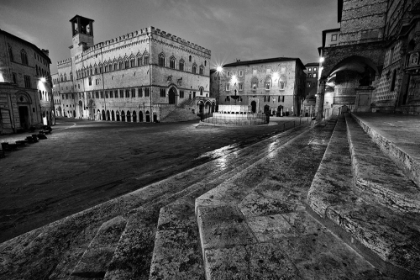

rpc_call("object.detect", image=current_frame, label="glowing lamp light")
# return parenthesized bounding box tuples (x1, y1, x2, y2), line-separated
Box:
(231, 75, 238, 84)
(319, 57, 325, 63)
(216, 66, 223, 72)
(272, 72, 279, 80)
(40, 77, 46, 83)
(0, 73, 4, 83)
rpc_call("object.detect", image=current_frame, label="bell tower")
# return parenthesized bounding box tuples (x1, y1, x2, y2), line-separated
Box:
(69, 15, 94, 57)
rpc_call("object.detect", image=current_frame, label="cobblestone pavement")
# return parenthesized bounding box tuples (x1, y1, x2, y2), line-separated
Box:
(0, 117, 310, 242)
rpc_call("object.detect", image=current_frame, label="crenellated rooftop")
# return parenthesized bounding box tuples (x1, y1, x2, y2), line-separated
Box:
(78, 26, 211, 58)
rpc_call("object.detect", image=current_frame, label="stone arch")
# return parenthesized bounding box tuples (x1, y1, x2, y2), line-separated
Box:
(127, 110, 131, 122)
(111, 110, 115, 121)
(326, 55, 380, 79)
(106, 110, 110, 121)
(121, 110, 126, 122)
(116, 110, 120, 121)
(145, 111, 150, 122)
(132, 110, 137, 122)
(102, 110, 106, 120)
(168, 86, 177, 104)
(139, 111, 144, 122)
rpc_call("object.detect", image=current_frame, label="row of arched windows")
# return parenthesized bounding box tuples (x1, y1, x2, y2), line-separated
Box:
(75, 53, 150, 79)
(97, 109, 152, 123)
(158, 52, 206, 74)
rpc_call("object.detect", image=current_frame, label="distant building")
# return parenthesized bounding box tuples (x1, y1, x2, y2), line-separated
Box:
(0, 29, 53, 133)
(217, 57, 306, 116)
(318, 0, 420, 118)
(304, 62, 319, 98)
(54, 15, 214, 123)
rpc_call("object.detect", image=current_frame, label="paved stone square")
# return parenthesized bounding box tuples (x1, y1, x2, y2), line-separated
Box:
(0, 117, 309, 242)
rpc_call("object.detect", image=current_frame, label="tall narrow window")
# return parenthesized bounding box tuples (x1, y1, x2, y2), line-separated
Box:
(131, 58, 135, 68)
(120, 90, 124, 98)
(119, 61, 123, 70)
(159, 53, 165, 67)
(126, 89, 130, 98)
(21, 50, 28, 65)
(24, 75, 31, 88)
(192, 63, 197, 74)
(138, 88, 143, 97)
(137, 57, 142, 66)
(170, 57, 176, 69)
(199, 65, 204, 75)
(144, 56, 149, 65)
(145, 87, 150, 97)
(189, 55, 192, 62)
(12, 72, 17, 84)
(8, 45, 14, 62)
(179, 59, 184, 71)
(125, 60, 129, 69)
(160, 88, 166, 97)
(131, 88, 135, 98)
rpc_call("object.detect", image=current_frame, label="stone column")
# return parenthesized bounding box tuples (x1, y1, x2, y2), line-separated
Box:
(315, 79, 326, 123)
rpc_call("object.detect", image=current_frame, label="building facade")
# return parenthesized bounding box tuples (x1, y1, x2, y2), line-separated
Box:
(318, 0, 420, 118)
(217, 57, 306, 116)
(0, 29, 53, 134)
(54, 15, 213, 123)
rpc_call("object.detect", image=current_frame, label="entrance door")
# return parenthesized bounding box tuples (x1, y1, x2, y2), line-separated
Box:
(169, 88, 176, 104)
(18, 106, 29, 129)
(251, 101, 256, 113)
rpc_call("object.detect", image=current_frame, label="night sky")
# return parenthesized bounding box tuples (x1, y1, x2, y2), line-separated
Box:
(0, 0, 339, 73)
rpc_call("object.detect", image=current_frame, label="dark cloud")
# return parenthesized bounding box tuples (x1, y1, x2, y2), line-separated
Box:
(0, 0, 339, 72)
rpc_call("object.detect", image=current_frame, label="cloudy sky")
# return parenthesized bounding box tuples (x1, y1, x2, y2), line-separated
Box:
(0, 0, 339, 73)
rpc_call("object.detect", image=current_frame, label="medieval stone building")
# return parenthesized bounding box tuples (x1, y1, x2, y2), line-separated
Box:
(218, 57, 306, 116)
(54, 15, 214, 123)
(0, 29, 53, 133)
(318, 0, 420, 118)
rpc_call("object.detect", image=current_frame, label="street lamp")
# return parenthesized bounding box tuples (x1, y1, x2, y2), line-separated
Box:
(216, 66, 223, 110)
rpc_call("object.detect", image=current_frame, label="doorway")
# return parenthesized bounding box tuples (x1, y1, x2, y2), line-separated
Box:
(169, 87, 176, 104)
(251, 101, 256, 113)
(18, 106, 29, 129)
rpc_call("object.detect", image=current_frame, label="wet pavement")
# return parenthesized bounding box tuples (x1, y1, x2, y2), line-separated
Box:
(0, 116, 309, 243)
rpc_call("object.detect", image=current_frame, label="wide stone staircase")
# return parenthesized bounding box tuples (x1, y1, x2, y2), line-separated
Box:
(1, 114, 419, 279)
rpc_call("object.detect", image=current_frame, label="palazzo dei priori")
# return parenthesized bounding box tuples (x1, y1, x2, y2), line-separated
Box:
(53, 15, 214, 123)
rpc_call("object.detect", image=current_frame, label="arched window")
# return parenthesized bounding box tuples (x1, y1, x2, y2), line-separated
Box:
(125, 59, 129, 69)
(251, 77, 258, 91)
(170, 56, 176, 69)
(137, 56, 142, 66)
(21, 49, 28, 65)
(104, 64, 108, 73)
(95, 66, 98, 74)
(90, 66, 93, 76)
(200, 87, 204, 95)
(64, 73, 67, 81)
(279, 75, 286, 90)
(119, 60, 123, 70)
(192, 63, 197, 74)
(179, 59, 184, 71)
(159, 53, 165, 67)
(8, 45, 14, 62)
(144, 54, 149, 65)
(205, 60, 207, 66)
(199, 65, 204, 75)
(265, 76, 271, 90)
(131, 57, 135, 68)
(60, 74, 63, 82)
(70, 72, 73, 81)
(189, 55, 192, 62)
(36, 65, 39, 76)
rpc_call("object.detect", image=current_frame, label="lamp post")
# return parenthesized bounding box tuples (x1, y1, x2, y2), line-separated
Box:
(216, 66, 223, 111)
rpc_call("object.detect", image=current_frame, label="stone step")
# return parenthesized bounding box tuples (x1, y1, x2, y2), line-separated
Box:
(346, 115, 420, 213)
(104, 125, 312, 279)
(194, 120, 387, 279)
(149, 197, 204, 280)
(307, 116, 420, 279)
(352, 114, 420, 188)
(68, 216, 127, 279)
(0, 123, 309, 280)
